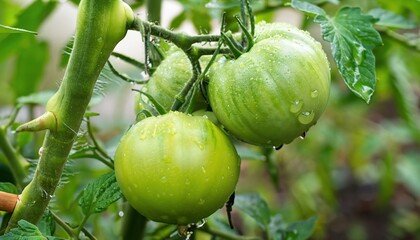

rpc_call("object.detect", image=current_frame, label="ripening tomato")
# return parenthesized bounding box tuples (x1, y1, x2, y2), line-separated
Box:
(114, 111, 240, 225)
(208, 22, 331, 147)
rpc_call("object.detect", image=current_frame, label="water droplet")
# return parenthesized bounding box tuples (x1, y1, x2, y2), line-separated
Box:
(160, 176, 168, 183)
(185, 178, 191, 185)
(289, 100, 303, 113)
(141, 71, 150, 80)
(198, 198, 205, 205)
(118, 211, 124, 217)
(201, 167, 207, 174)
(298, 111, 315, 125)
(38, 147, 44, 156)
(300, 132, 306, 139)
(310, 90, 319, 98)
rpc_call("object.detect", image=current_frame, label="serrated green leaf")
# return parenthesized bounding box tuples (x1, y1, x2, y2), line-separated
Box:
(368, 8, 417, 29)
(235, 193, 270, 230)
(287, 216, 318, 240)
(78, 172, 123, 216)
(0, 182, 18, 194)
(315, 7, 382, 103)
(291, 0, 326, 17)
(17, 91, 55, 106)
(0, 24, 37, 34)
(0, 220, 45, 240)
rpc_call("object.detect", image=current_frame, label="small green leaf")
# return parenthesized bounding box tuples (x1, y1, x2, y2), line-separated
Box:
(0, 220, 45, 240)
(78, 172, 123, 216)
(0, 24, 37, 34)
(235, 193, 270, 230)
(368, 8, 417, 29)
(291, 0, 326, 17)
(315, 7, 383, 103)
(287, 216, 318, 240)
(0, 182, 18, 194)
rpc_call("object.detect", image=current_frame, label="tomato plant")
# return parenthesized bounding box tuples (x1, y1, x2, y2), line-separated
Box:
(0, 0, 418, 239)
(208, 22, 331, 147)
(115, 111, 240, 225)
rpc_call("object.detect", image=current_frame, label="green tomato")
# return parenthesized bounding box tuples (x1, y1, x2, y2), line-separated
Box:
(208, 22, 331, 147)
(136, 48, 208, 113)
(114, 111, 240, 225)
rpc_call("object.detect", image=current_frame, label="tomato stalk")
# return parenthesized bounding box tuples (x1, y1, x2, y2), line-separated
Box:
(6, 0, 133, 231)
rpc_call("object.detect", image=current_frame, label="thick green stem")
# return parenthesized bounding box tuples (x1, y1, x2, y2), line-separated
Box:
(132, 17, 221, 51)
(0, 128, 26, 189)
(6, 0, 133, 231)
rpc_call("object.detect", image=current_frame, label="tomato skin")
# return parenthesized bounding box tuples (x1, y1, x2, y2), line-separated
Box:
(208, 22, 331, 147)
(114, 112, 240, 225)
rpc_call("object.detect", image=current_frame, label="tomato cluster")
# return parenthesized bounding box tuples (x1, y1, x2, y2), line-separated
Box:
(115, 22, 330, 226)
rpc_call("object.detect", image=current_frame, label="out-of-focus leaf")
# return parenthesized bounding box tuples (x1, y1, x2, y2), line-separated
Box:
(0, 182, 18, 194)
(368, 8, 417, 29)
(10, 39, 49, 97)
(191, 9, 212, 33)
(17, 91, 55, 106)
(235, 193, 270, 230)
(287, 216, 318, 240)
(388, 47, 420, 142)
(0, 24, 36, 34)
(315, 7, 383, 103)
(397, 154, 420, 197)
(16, 131, 33, 149)
(377, 150, 395, 207)
(170, 12, 187, 30)
(0, 0, 56, 62)
(78, 172, 123, 216)
(267, 214, 296, 240)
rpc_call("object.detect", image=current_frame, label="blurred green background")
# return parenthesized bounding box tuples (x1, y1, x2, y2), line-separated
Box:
(1, 0, 419, 239)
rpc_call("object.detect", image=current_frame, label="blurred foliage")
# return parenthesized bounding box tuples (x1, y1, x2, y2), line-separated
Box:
(0, 0, 419, 239)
